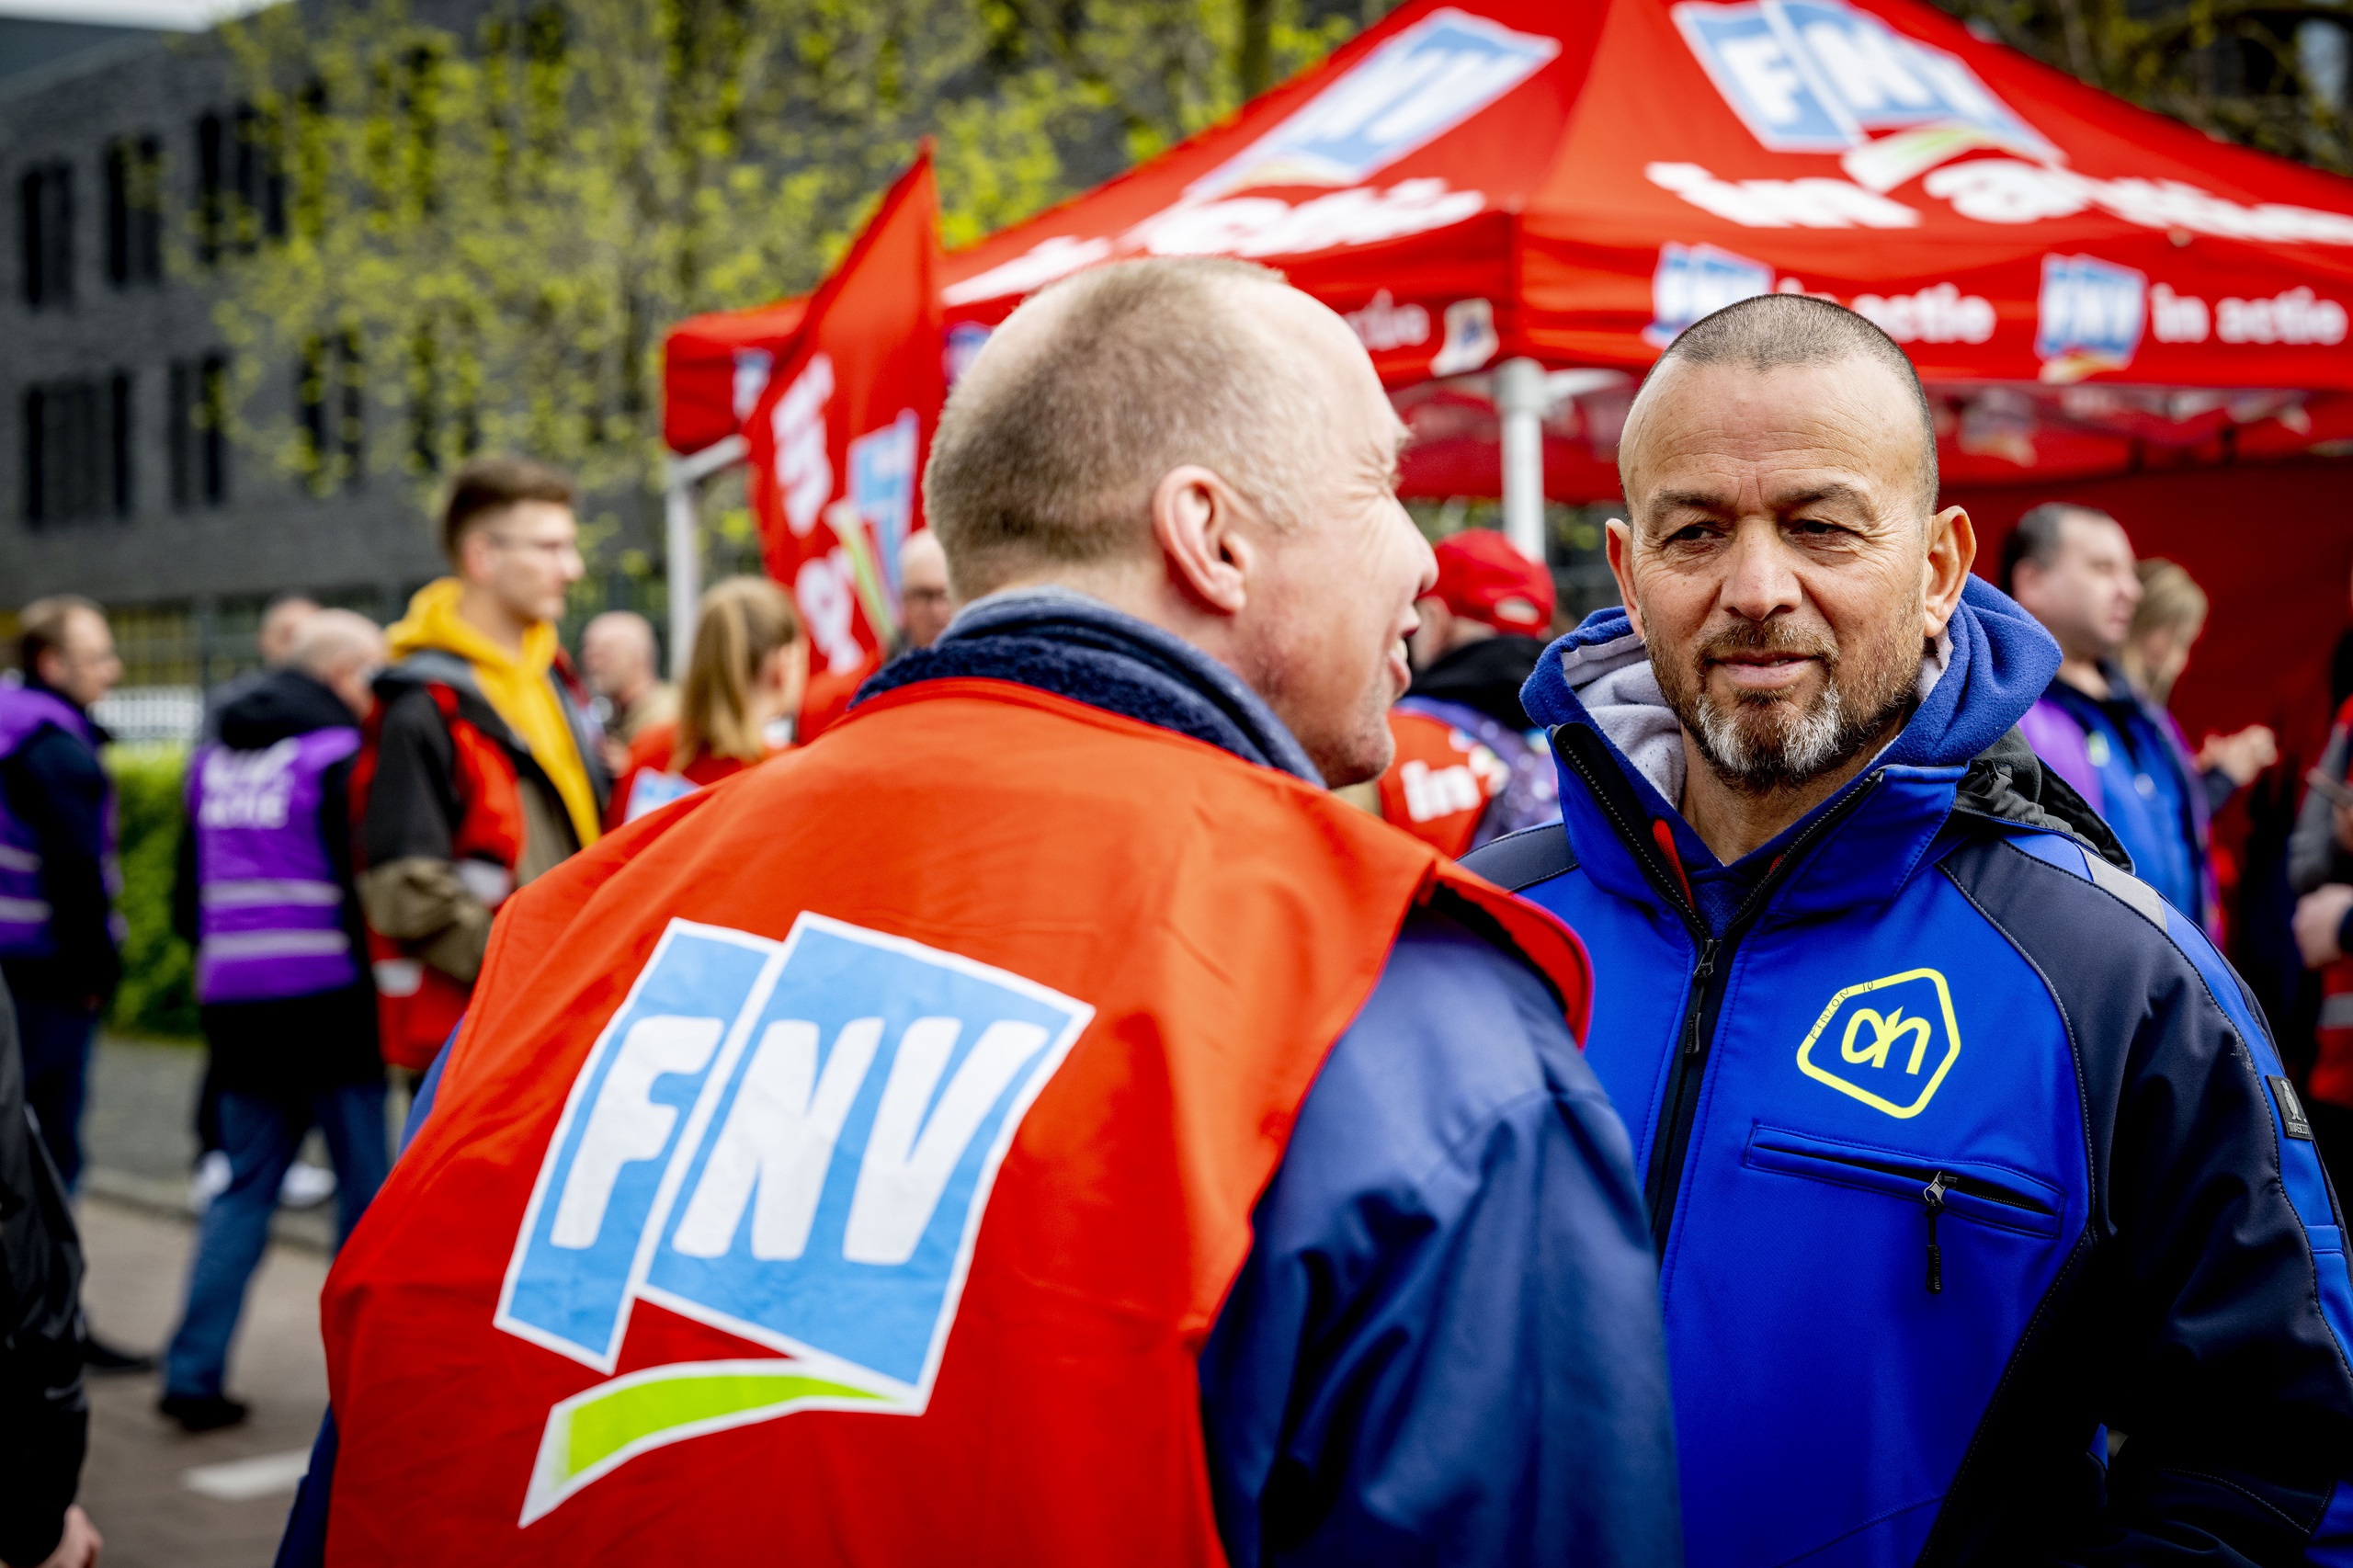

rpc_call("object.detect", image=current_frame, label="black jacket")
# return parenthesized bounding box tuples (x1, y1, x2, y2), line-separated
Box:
(0, 968, 87, 1566)
(0, 681, 117, 1008)
(1404, 635, 1551, 732)
(174, 670, 381, 1096)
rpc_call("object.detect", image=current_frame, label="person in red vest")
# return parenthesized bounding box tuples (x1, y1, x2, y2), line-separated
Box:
(1367, 528, 1562, 857)
(608, 577, 805, 827)
(353, 457, 608, 1075)
(281, 258, 1678, 1565)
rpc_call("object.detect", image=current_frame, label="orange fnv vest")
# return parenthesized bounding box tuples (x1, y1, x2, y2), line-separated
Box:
(319, 677, 1590, 1565)
(1374, 705, 1513, 858)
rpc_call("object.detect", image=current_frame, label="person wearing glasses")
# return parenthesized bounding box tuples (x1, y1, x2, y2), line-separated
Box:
(354, 457, 609, 1077)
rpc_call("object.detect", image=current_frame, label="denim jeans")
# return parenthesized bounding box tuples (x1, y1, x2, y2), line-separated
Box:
(12, 994, 97, 1190)
(163, 1082, 391, 1399)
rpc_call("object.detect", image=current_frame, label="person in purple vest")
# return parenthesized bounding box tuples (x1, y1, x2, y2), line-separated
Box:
(159, 610, 394, 1432)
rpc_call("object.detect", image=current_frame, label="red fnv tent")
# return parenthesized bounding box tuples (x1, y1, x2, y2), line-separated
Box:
(664, 0, 2353, 744)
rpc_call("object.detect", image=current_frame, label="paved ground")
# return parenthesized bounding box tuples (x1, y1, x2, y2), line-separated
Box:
(74, 1197, 326, 1568)
(61, 1037, 404, 1568)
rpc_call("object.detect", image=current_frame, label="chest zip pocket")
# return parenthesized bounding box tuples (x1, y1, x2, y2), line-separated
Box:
(1746, 1126, 2061, 1294)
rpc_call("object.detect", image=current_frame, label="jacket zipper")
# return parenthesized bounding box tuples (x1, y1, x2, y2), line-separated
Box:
(1757, 1139, 2058, 1294)
(1553, 727, 1885, 1255)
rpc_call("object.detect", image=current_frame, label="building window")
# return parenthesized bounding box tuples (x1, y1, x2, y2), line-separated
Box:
(169, 355, 228, 509)
(195, 112, 223, 264)
(196, 106, 283, 263)
(20, 374, 126, 528)
(105, 136, 163, 288)
(299, 333, 363, 493)
(18, 161, 73, 308)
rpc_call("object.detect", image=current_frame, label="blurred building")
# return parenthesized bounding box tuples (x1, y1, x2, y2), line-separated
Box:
(0, 4, 455, 726)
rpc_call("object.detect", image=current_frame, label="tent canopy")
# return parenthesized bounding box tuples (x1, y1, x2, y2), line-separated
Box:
(667, 0, 2353, 491)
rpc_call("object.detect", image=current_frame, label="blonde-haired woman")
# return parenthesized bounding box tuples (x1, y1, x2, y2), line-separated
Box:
(608, 577, 806, 826)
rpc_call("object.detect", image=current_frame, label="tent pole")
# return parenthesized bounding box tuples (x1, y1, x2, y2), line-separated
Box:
(662, 433, 749, 681)
(1495, 358, 1546, 563)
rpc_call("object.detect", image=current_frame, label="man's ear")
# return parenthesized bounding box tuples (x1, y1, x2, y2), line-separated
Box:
(1152, 464, 1256, 616)
(1922, 506, 1976, 639)
(1606, 517, 1646, 641)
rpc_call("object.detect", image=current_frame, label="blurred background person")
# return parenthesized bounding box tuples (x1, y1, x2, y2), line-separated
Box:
(896, 529, 955, 654)
(357, 457, 607, 1078)
(1352, 528, 1560, 857)
(161, 612, 392, 1433)
(2124, 558, 2277, 797)
(0, 970, 101, 1568)
(0, 597, 149, 1375)
(198, 593, 319, 745)
(580, 609, 676, 779)
(2006, 505, 2225, 935)
(609, 577, 804, 826)
(194, 591, 329, 1211)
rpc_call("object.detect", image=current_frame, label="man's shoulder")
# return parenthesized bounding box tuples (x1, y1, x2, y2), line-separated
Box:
(1288, 911, 1594, 1207)
(1941, 826, 2259, 1046)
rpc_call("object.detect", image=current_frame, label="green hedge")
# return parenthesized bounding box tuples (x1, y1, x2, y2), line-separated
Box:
(107, 744, 198, 1040)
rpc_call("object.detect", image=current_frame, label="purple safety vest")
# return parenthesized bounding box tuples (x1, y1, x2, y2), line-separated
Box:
(0, 681, 111, 960)
(188, 727, 363, 1004)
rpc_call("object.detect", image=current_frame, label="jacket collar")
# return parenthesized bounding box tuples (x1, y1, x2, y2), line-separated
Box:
(859, 587, 1324, 784)
(1524, 576, 2067, 923)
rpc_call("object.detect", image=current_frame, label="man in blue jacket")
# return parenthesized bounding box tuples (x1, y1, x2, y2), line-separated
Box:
(1468, 292, 2353, 1564)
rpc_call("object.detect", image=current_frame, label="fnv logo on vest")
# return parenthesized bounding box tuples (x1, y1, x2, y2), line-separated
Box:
(497, 915, 1093, 1521)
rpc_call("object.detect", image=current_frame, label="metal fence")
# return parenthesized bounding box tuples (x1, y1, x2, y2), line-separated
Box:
(92, 686, 204, 745)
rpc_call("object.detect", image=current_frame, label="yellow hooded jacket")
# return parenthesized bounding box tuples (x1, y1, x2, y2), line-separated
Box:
(386, 579, 602, 848)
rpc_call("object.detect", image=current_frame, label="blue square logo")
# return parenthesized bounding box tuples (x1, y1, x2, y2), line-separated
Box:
(495, 915, 1093, 1394)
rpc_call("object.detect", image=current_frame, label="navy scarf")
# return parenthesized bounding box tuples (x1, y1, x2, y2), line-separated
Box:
(855, 587, 1323, 785)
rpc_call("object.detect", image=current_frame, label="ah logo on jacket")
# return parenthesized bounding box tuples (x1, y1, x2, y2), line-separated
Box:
(1795, 968, 1961, 1119)
(496, 915, 1093, 1523)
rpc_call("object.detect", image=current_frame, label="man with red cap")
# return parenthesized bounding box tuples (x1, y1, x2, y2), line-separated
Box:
(1368, 527, 1561, 857)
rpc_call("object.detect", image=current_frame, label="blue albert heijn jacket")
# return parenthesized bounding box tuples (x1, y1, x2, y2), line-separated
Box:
(1464, 576, 2353, 1566)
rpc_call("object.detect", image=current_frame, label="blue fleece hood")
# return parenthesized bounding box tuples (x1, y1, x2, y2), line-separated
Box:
(1521, 574, 2061, 779)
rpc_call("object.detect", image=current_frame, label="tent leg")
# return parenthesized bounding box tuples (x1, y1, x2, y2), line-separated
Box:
(664, 464, 701, 682)
(661, 433, 749, 681)
(1495, 358, 1547, 563)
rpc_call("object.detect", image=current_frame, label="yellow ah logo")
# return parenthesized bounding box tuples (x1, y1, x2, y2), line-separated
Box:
(1795, 968, 1961, 1119)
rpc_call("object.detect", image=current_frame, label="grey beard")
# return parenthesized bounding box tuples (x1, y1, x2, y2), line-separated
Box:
(1688, 672, 1915, 796)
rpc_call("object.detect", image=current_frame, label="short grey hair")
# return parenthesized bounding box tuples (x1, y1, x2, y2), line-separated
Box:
(924, 257, 1320, 597)
(292, 608, 385, 680)
(1653, 292, 1939, 516)
(2000, 502, 2116, 592)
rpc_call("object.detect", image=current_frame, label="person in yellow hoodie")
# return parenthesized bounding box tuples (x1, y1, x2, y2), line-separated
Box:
(355, 457, 609, 1072)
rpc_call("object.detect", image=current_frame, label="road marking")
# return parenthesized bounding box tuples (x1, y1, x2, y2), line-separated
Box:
(181, 1448, 311, 1502)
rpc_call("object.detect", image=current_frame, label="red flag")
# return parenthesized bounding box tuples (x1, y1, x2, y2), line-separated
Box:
(744, 147, 944, 677)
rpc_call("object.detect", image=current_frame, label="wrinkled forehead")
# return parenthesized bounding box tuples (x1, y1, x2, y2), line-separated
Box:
(1620, 358, 1929, 515)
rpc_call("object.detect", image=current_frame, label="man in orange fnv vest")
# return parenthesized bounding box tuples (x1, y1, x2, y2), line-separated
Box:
(282, 259, 1680, 1564)
(354, 456, 608, 1074)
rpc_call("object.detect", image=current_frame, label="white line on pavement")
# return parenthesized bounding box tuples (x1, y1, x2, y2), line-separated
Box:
(181, 1448, 312, 1502)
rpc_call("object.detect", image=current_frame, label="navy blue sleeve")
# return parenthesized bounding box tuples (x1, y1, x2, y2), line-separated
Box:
(275, 1035, 452, 1568)
(1199, 912, 1681, 1568)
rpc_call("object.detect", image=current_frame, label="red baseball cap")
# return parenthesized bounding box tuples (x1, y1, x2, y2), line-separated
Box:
(1427, 528, 1555, 634)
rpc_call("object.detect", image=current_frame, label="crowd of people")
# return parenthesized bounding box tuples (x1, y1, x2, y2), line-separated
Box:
(0, 259, 2349, 1564)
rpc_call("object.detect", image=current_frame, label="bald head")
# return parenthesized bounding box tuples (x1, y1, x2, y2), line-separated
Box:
(1641, 293, 1938, 517)
(293, 609, 387, 719)
(925, 257, 1359, 598)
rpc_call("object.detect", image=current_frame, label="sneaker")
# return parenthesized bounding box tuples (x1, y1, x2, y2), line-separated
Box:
(278, 1162, 337, 1210)
(189, 1150, 232, 1214)
(82, 1332, 158, 1375)
(158, 1392, 249, 1433)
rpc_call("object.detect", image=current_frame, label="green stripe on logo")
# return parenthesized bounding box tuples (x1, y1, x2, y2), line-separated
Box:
(552, 1365, 889, 1484)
